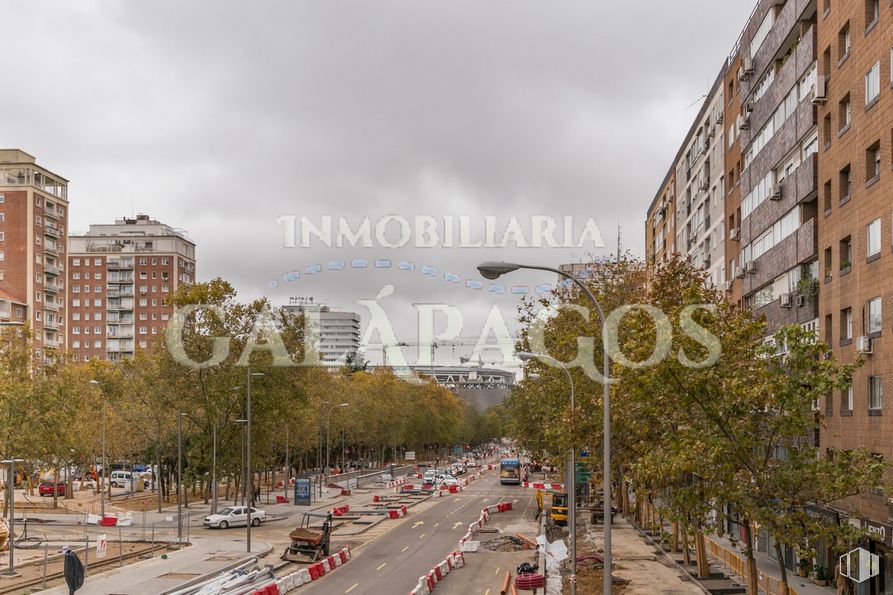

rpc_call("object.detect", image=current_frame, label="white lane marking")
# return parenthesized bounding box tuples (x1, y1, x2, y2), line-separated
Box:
(346, 583, 359, 593)
(434, 522, 440, 527)
(412, 521, 424, 529)
(377, 562, 387, 570)
(452, 522, 462, 529)
(419, 533, 426, 539)
(401, 545, 410, 552)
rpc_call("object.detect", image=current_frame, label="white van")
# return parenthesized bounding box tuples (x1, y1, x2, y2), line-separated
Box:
(109, 471, 133, 488)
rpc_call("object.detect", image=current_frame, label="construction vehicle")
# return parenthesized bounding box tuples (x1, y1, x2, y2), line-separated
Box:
(281, 511, 332, 563)
(550, 491, 568, 526)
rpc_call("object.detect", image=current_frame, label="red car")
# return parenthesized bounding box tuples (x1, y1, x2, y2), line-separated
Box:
(38, 481, 66, 497)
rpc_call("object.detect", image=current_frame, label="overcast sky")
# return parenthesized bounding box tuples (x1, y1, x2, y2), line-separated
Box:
(3, 1, 756, 367)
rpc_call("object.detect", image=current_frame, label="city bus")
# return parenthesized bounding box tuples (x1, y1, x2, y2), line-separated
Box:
(499, 458, 521, 485)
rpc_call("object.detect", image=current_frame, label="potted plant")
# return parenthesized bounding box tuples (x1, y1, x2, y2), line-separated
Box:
(813, 565, 831, 586)
(796, 558, 810, 577)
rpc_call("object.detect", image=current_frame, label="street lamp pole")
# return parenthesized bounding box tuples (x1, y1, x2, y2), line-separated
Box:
(89, 380, 106, 519)
(177, 411, 186, 543)
(325, 403, 350, 480)
(2, 458, 24, 577)
(518, 352, 576, 594)
(479, 261, 613, 595)
(244, 370, 264, 553)
(211, 420, 218, 515)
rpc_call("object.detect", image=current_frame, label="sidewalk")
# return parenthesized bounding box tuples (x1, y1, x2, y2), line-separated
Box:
(39, 536, 272, 595)
(708, 535, 836, 595)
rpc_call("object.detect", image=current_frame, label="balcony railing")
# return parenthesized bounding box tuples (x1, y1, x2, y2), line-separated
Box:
(44, 283, 61, 293)
(44, 265, 61, 276)
(43, 301, 60, 312)
(43, 226, 61, 239)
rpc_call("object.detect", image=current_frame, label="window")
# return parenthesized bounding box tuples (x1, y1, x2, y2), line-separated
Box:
(751, 9, 776, 57)
(72, 340, 80, 349)
(823, 113, 833, 147)
(93, 272, 102, 280)
(866, 141, 881, 182)
(866, 62, 880, 106)
(841, 236, 853, 270)
(869, 375, 883, 410)
(868, 297, 882, 334)
(839, 94, 851, 130)
(93, 258, 101, 266)
(868, 219, 881, 257)
(844, 386, 854, 412)
(839, 22, 851, 60)
(866, 0, 879, 30)
(840, 165, 851, 202)
(140, 327, 148, 335)
(72, 299, 80, 307)
(73, 258, 80, 266)
(94, 340, 102, 349)
(824, 180, 832, 213)
(841, 308, 853, 341)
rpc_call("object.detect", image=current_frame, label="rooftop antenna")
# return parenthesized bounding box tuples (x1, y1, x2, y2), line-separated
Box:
(617, 223, 622, 264)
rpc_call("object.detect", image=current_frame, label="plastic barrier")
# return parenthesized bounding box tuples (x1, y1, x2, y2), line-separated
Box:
(276, 546, 352, 592)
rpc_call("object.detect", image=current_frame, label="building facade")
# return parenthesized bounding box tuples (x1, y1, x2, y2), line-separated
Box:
(0, 150, 69, 362)
(282, 300, 361, 364)
(647, 0, 893, 586)
(66, 215, 196, 361)
(816, 0, 893, 576)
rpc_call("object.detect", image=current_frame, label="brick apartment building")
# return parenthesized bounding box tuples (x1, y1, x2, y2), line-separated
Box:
(645, 0, 893, 587)
(0, 149, 69, 362)
(66, 215, 196, 361)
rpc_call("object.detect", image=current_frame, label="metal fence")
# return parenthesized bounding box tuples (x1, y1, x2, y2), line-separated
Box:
(707, 539, 801, 595)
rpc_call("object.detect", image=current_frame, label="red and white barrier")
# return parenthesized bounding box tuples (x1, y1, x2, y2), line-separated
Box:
(521, 481, 565, 490)
(386, 476, 408, 488)
(331, 504, 350, 516)
(276, 546, 352, 593)
(410, 503, 510, 594)
(388, 505, 409, 519)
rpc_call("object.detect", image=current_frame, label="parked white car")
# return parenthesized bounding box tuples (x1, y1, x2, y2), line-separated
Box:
(203, 506, 266, 529)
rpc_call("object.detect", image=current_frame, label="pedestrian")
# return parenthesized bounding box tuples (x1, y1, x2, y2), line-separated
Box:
(836, 560, 851, 595)
(254, 485, 261, 504)
(62, 546, 84, 595)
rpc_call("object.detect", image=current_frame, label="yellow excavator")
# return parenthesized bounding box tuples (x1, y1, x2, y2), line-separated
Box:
(550, 491, 568, 526)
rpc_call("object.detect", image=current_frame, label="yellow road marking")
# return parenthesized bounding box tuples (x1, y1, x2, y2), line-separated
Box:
(345, 583, 359, 593)
(377, 562, 387, 570)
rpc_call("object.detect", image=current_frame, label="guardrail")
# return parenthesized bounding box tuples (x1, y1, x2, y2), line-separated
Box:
(706, 539, 800, 595)
(325, 465, 416, 489)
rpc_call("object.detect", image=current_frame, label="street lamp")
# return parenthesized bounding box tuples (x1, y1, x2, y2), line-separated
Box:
(2, 458, 24, 577)
(241, 370, 265, 553)
(89, 380, 106, 519)
(177, 411, 188, 543)
(479, 261, 613, 595)
(518, 351, 578, 594)
(234, 419, 248, 507)
(326, 403, 350, 481)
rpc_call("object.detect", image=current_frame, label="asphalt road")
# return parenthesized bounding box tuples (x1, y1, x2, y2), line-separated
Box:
(299, 471, 533, 595)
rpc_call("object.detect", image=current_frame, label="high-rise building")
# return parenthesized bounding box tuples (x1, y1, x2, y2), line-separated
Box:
(816, 0, 892, 542)
(644, 0, 893, 581)
(645, 69, 728, 289)
(282, 299, 361, 364)
(0, 149, 69, 361)
(66, 215, 196, 361)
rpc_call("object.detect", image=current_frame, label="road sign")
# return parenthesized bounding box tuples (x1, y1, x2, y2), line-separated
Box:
(405, 451, 416, 461)
(96, 534, 108, 559)
(293, 478, 312, 506)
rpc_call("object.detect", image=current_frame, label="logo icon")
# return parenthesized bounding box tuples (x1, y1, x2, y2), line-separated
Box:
(840, 547, 880, 583)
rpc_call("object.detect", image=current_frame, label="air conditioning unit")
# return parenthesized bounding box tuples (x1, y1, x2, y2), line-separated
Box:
(780, 293, 793, 308)
(738, 113, 750, 131)
(745, 99, 756, 113)
(700, 179, 710, 192)
(770, 184, 782, 200)
(716, 113, 724, 125)
(730, 228, 741, 240)
(737, 66, 747, 82)
(812, 75, 828, 104)
(796, 294, 806, 307)
(856, 336, 873, 354)
(708, 127, 716, 139)
(657, 206, 666, 217)
(745, 261, 756, 274)
(743, 55, 754, 75)
(704, 254, 712, 267)
(736, 266, 746, 279)
(723, 280, 732, 292)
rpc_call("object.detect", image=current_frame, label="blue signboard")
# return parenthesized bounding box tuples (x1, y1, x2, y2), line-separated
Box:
(294, 478, 312, 506)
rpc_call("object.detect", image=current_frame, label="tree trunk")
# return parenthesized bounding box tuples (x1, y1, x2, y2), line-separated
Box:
(682, 523, 691, 566)
(743, 519, 759, 595)
(695, 530, 711, 578)
(774, 540, 790, 595)
(671, 522, 680, 552)
(156, 443, 162, 513)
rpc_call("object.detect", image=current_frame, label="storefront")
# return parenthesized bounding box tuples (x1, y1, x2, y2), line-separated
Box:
(859, 519, 893, 595)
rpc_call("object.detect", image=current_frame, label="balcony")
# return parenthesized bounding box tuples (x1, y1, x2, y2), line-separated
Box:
(43, 337, 61, 349)
(43, 226, 61, 239)
(107, 300, 134, 311)
(44, 244, 62, 257)
(44, 318, 59, 330)
(44, 264, 61, 276)
(106, 259, 134, 270)
(107, 317, 134, 325)
(107, 330, 134, 339)
(44, 282, 61, 294)
(107, 342, 134, 353)
(43, 301, 60, 312)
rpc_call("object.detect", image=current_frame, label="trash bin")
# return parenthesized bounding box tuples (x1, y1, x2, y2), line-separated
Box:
(136, 478, 145, 492)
